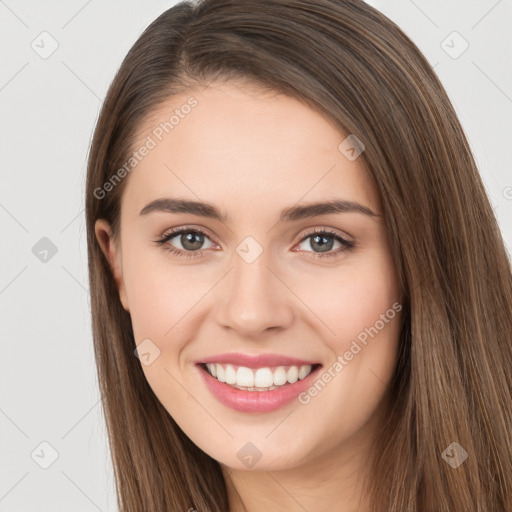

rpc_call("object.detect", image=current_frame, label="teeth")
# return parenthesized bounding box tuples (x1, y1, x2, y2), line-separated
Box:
(254, 368, 273, 388)
(216, 364, 225, 383)
(208, 363, 217, 378)
(237, 366, 255, 387)
(298, 365, 311, 380)
(225, 364, 237, 385)
(273, 366, 287, 386)
(205, 363, 314, 389)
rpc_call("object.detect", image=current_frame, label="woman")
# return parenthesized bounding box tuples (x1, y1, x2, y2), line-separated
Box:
(85, 0, 512, 510)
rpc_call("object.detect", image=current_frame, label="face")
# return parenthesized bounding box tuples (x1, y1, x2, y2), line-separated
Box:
(96, 79, 404, 473)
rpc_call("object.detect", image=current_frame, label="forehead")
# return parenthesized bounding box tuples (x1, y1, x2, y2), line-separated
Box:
(122, 80, 381, 221)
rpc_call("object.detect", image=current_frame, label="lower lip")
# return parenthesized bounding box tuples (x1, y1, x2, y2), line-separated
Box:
(197, 364, 322, 413)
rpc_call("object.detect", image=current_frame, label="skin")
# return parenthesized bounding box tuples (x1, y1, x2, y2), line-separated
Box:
(95, 79, 404, 512)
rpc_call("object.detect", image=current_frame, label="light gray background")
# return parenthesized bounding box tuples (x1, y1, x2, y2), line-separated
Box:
(1, 0, 511, 510)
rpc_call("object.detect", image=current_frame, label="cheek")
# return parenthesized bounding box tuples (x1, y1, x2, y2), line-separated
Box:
(291, 259, 402, 448)
(122, 245, 209, 342)
(289, 248, 403, 413)
(292, 250, 401, 347)
(121, 249, 209, 402)
(334, 274, 399, 346)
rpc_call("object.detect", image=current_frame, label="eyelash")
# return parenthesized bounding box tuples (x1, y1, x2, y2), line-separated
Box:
(154, 226, 355, 260)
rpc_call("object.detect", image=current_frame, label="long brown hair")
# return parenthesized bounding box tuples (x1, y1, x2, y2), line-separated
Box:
(85, 1, 512, 510)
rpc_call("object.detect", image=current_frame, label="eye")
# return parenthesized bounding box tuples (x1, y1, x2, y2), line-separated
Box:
(154, 226, 216, 260)
(295, 227, 355, 259)
(154, 226, 355, 260)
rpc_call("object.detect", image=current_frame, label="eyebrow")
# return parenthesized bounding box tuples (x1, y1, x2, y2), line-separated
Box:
(139, 197, 380, 222)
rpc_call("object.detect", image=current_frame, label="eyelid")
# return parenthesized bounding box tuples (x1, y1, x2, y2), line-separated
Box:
(160, 225, 219, 244)
(296, 226, 353, 244)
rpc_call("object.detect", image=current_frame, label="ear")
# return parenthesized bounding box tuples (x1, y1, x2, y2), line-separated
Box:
(94, 219, 130, 312)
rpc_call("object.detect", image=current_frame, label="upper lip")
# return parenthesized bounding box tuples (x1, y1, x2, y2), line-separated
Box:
(198, 352, 320, 369)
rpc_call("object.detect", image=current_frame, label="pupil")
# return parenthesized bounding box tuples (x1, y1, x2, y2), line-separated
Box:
(312, 235, 333, 253)
(182, 232, 203, 251)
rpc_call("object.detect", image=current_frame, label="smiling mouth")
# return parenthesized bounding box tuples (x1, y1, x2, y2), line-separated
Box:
(199, 362, 322, 392)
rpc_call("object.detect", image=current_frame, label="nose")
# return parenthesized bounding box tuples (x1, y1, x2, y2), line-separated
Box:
(215, 250, 295, 338)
